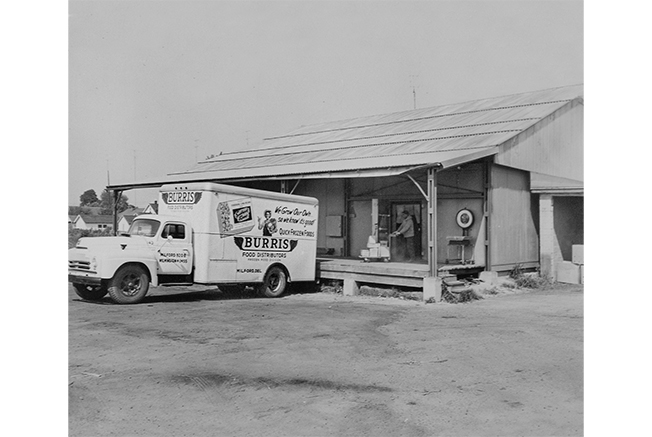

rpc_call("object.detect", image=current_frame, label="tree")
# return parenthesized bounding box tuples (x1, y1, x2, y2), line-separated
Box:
(79, 189, 100, 207)
(100, 189, 133, 214)
(69, 206, 96, 217)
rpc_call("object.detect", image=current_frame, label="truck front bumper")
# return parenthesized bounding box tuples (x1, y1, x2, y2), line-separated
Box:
(68, 274, 102, 286)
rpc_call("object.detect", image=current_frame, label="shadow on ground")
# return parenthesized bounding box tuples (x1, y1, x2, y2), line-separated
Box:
(72, 284, 318, 305)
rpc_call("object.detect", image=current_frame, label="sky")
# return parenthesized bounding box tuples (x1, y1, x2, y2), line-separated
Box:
(68, 0, 583, 207)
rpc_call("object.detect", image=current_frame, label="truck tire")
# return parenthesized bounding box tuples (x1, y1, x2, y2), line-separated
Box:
(108, 265, 150, 304)
(73, 283, 108, 301)
(259, 266, 287, 298)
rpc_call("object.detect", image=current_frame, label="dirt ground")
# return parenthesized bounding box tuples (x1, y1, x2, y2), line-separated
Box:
(69, 282, 583, 437)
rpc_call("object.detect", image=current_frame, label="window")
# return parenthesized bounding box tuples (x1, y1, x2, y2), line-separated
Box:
(128, 219, 161, 237)
(161, 223, 185, 240)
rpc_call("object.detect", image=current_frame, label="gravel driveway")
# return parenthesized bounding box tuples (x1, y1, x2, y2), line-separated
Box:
(69, 283, 583, 436)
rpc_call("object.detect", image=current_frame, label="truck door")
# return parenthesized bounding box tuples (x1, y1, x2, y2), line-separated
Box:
(156, 222, 193, 275)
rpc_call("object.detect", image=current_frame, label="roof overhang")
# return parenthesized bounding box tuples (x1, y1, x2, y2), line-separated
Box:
(107, 147, 498, 192)
(530, 172, 583, 195)
(530, 187, 584, 196)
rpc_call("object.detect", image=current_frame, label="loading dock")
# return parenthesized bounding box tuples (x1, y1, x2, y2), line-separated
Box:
(108, 85, 584, 299)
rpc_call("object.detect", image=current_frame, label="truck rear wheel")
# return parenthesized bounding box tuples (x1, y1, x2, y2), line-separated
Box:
(259, 266, 287, 298)
(108, 265, 150, 304)
(73, 283, 108, 301)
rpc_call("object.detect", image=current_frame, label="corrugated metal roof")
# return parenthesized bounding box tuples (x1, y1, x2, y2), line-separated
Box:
(106, 85, 582, 191)
(167, 84, 582, 182)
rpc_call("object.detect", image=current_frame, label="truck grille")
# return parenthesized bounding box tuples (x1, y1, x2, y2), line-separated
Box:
(69, 260, 91, 271)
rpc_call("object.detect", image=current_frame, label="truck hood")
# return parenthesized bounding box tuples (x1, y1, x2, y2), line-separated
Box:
(74, 235, 150, 252)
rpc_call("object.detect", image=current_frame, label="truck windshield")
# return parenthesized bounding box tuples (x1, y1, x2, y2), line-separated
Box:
(128, 219, 161, 237)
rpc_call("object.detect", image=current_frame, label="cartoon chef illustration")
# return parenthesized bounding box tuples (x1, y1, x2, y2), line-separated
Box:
(257, 210, 278, 236)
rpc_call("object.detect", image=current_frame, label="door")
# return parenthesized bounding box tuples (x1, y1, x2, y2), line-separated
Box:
(349, 200, 373, 258)
(390, 202, 424, 262)
(156, 222, 193, 275)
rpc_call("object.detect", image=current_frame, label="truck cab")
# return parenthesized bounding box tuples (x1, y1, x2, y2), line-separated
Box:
(68, 215, 194, 304)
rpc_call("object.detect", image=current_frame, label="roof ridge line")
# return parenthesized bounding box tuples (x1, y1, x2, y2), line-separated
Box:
(262, 99, 575, 141)
(263, 84, 583, 139)
(260, 84, 582, 141)
(194, 129, 521, 166)
(207, 118, 538, 157)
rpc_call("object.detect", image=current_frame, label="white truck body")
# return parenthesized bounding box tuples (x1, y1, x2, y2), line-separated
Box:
(68, 182, 319, 303)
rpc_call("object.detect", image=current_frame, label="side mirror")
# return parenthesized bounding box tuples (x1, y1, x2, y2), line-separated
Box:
(167, 235, 173, 242)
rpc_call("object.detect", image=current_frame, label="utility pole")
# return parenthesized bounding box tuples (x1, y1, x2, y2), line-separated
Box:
(413, 86, 416, 110)
(410, 74, 419, 109)
(132, 150, 137, 206)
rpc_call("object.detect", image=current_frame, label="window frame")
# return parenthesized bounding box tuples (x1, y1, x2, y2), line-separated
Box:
(161, 222, 187, 240)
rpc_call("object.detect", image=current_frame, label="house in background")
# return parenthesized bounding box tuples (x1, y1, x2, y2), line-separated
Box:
(142, 201, 158, 214)
(108, 85, 583, 289)
(73, 214, 114, 231)
(121, 206, 144, 216)
(117, 214, 138, 233)
(69, 206, 146, 233)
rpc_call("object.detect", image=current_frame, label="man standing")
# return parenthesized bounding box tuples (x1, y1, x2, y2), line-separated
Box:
(391, 210, 415, 262)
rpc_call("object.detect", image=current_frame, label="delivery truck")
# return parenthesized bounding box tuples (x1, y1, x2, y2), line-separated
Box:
(68, 182, 319, 304)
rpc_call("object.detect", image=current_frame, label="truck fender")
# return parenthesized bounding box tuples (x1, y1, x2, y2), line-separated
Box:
(267, 262, 290, 282)
(99, 258, 159, 287)
(117, 261, 158, 287)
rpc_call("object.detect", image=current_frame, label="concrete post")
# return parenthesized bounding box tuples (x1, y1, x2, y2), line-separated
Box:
(479, 271, 498, 286)
(423, 276, 442, 302)
(539, 194, 563, 280)
(343, 278, 359, 296)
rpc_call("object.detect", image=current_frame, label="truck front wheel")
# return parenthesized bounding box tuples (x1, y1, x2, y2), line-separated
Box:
(108, 265, 150, 304)
(73, 283, 108, 301)
(259, 266, 287, 298)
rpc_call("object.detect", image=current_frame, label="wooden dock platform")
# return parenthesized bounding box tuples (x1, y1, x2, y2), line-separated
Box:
(317, 258, 484, 289)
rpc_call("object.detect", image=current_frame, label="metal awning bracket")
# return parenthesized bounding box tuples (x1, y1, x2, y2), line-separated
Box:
(406, 174, 428, 201)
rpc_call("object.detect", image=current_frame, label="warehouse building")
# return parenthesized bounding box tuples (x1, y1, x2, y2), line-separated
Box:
(110, 84, 583, 291)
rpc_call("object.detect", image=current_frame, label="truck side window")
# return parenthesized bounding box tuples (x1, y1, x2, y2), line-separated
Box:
(162, 224, 185, 240)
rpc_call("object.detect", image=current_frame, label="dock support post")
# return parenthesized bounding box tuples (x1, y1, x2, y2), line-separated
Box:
(423, 276, 442, 302)
(427, 167, 438, 277)
(343, 278, 359, 296)
(424, 166, 441, 302)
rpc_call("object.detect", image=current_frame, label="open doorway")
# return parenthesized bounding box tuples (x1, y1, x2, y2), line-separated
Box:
(390, 202, 424, 263)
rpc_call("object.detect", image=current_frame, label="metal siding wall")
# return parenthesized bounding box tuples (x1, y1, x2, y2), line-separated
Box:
(438, 163, 485, 195)
(294, 179, 346, 254)
(437, 198, 484, 264)
(495, 100, 583, 182)
(489, 164, 539, 270)
(350, 176, 422, 200)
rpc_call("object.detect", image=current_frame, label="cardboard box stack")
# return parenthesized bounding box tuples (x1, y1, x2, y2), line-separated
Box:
(556, 244, 584, 284)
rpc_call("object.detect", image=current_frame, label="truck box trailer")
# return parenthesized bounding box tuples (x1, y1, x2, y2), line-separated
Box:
(68, 182, 319, 304)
